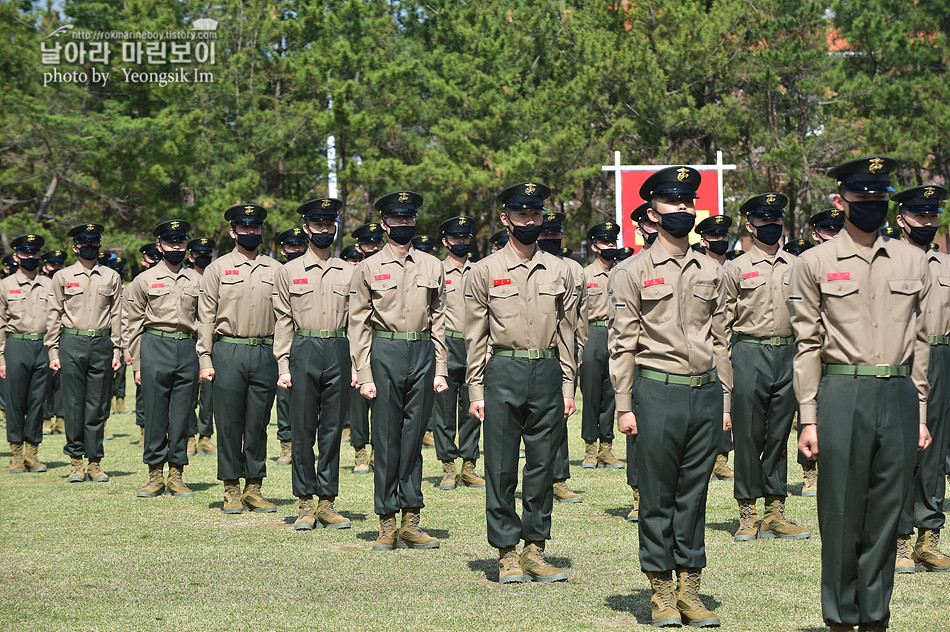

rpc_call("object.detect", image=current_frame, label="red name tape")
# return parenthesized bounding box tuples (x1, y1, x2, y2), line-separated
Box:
(225, 270, 239, 275)
(8, 289, 21, 294)
(742, 271, 759, 280)
(493, 279, 511, 286)
(151, 283, 165, 288)
(587, 282, 599, 288)
(827, 272, 850, 281)
(292, 278, 308, 285)
(374, 274, 391, 281)
(643, 277, 664, 287)
(67, 282, 80, 287)
(445, 279, 452, 285)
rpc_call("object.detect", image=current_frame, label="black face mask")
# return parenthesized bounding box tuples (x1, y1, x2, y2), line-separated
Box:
(309, 232, 335, 250)
(193, 255, 212, 269)
(78, 245, 100, 261)
(846, 199, 889, 233)
(18, 257, 40, 272)
(360, 245, 380, 258)
(904, 223, 937, 246)
(597, 248, 620, 261)
(658, 211, 695, 239)
(235, 233, 263, 251)
(507, 221, 542, 246)
(284, 250, 305, 261)
(387, 225, 415, 245)
(162, 250, 187, 265)
(448, 243, 471, 257)
(705, 240, 730, 256)
(642, 230, 658, 245)
(752, 223, 784, 246)
(537, 238, 562, 255)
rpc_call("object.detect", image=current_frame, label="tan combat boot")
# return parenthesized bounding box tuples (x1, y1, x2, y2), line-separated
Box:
(829, 626, 855, 632)
(166, 464, 194, 497)
(86, 459, 109, 482)
(857, 625, 886, 632)
(136, 427, 145, 447)
(294, 496, 317, 530)
(912, 528, 950, 572)
(396, 508, 440, 549)
(186, 436, 197, 456)
(353, 446, 371, 474)
(24, 443, 48, 472)
(276, 440, 292, 466)
(341, 425, 350, 443)
(372, 513, 397, 550)
(242, 478, 276, 512)
(369, 447, 375, 469)
(675, 568, 720, 627)
(597, 440, 624, 469)
(52, 416, 65, 434)
(460, 459, 486, 487)
(42, 418, 52, 435)
(758, 495, 811, 539)
(581, 440, 598, 468)
(521, 542, 568, 582)
(711, 453, 734, 480)
(627, 485, 640, 522)
(645, 570, 681, 627)
(734, 499, 758, 541)
(553, 480, 583, 503)
(137, 463, 165, 497)
(422, 430, 435, 447)
(103, 423, 114, 441)
(802, 462, 818, 497)
(114, 397, 128, 414)
(497, 546, 525, 584)
(439, 460, 457, 490)
(67, 456, 85, 482)
(316, 497, 352, 529)
(895, 533, 915, 574)
(222, 480, 243, 514)
(8, 442, 26, 473)
(197, 435, 217, 454)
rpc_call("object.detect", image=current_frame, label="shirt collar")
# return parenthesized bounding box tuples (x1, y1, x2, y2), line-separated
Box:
(649, 240, 700, 269)
(834, 228, 889, 263)
(748, 243, 790, 266)
(501, 242, 546, 272)
(379, 243, 415, 266)
(301, 250, 341, 271)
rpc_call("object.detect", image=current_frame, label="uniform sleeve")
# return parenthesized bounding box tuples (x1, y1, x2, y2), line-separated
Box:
(463, 264, 490, 401)
(557, 266, 578, 397)
(428, 264, 448, 377)
(788, 257, 822, 425)
(608, 267, 640, 412)
(44, 276, 66, 361)
(125, 277, 147, 371)
(0, 286, 8, 364)
(574, 275, 589, 358)
(711, 267, 733, 411)
(272, 267, 294, 375)
(722, 260, 740, 342)
(347, 263, 375, 384)
(197, 263, 221, 370)
(912, 258, 932, 425)
(108, 274, 122, 362)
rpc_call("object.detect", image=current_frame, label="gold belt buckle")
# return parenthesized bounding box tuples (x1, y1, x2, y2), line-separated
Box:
(875, 364, 890, 378)
(528, 349, 541, 359)
(247, 338, 260, 346)
(689, 375, 704, 387)
(86, 329, 97, 337)
(319, 329, 331, 338)
(405, 332, 419, 341)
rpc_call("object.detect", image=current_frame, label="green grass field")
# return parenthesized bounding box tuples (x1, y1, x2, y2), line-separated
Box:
(2, 385, 949, 632)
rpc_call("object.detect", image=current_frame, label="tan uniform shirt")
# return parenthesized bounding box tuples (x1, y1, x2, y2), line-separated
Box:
(723, 244, 796, 338)
(197, 249, 280, 370)
(125, 264, 201, 371)
(463, 243, 578, 401)
(348, 244, 447, 384)
(563, 256, 588, 353)
(788, 230, 931, 425)
(923, 249, 950, 338)
(0, 270, 52, 363)
(44, 261, 122, 362)
(584, 262, 613, 323)
(442, 257, 472, 334)
(608, 241, 733, 412)
(273, 251, 353, 375)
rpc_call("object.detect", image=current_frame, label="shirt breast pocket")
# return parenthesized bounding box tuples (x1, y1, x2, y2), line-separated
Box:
(819, 280, 861, 324)
(219, 276, 244, 300)
(370, 278, 398, 311)
(739, 275, 767, 307)
(938, 276, 950, 311)
(97, 286, 114, 310)
(640, 283, 674, 324)
(488, 284, 521, 320)
(416, 277, 441, 308)
(147, 286, 171, 311)
(332, 283, 350, 314)
(181, 287, 199, 315)
(63, 284, 83, 305)
(888, 279, 923, 323)
(289, 284, 314, 312)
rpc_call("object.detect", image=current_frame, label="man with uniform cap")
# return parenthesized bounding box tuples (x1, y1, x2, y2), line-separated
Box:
(351, 222, 385, 258)
(349, 190, 448, 550)
(339, 243, 372, 473)
(880, 226, 901, 240)
(274, 198, 353, 530)
(185, 238, 217, 457)
(341, 244, 363, 263)
(891, 185, 950, 573)
(791, 156, 931, 632)
(489, 229, 509, 252)
(465, 181, 577, 584)
(125, 220, 201, 498)
(537, 210, 588, 503)
(45, 223, 123, 483)
(102, 253, 128, 425)
(785, 239, 814, 256)
(725, 192, 810, 544)
(411, 234, 436, 254)
(127, 242, 163, 447)
(272, 227, 309, 467)
(694, 213, 737, 482)
(2, 254, 18, 278)
(609, 166, 731, 627)
(1, 234, 52, 473)
(140, 242, 163, 268)
(580, 221, 623, 471)
(198, 203, 281, 514)
(615, 247, 635, 261)
(808, 209, 845, 244)
(41, 250, 67, 436)
(433, 216, 485, 491)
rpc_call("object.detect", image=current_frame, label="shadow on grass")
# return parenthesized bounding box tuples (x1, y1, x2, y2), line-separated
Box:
(42, 461, 71, 469)
(467, 558, 496, 581)
(355, 530, 378, 542)
(546, 556, 572, 568)
(339, 511, 367, 522)
(705, 519, 738, 534)
(798, 628, 826, 632)
(102, 470, 134, 478)
(606, 590, 722, 623)
(184, 481, 216, 492)
(604, 506, 633, 519)
(788, 482, 805, 496)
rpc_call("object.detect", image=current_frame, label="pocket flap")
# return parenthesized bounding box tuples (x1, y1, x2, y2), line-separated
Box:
(641, 283, 674, 301)
(538, 282, 564, 296)
(692, 283, 716, 300)
(488, 284, 519, 299)
(820, 280, 859, 297)
(887, 279, 923, 295)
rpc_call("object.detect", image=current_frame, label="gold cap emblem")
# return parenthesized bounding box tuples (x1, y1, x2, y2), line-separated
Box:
(868, 158, 884, 173)
(605, 222, 614, 231)
(546, 212, 557, 222)
(293, 228, 301, 236)
(458, 217, 467, 225)
(170, 220, 180, 230)
(765, 193, 777, 205)
(398, 192, 410, 203)
(86, 224, 95, 232)
(369, 223, 378, 231)
(244, 205, 254, 215)
(421, 236, 429, 243)
(200, 238, 208, 245)
(715, 215, 724, 223)
(924, 186, 935, 198)
(27, 235, 35, 242)
(321, 199, 331, 208)
(831, 210, 841, 218)
(524, 183, 537, 195)
(676, 167, 690, 182)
